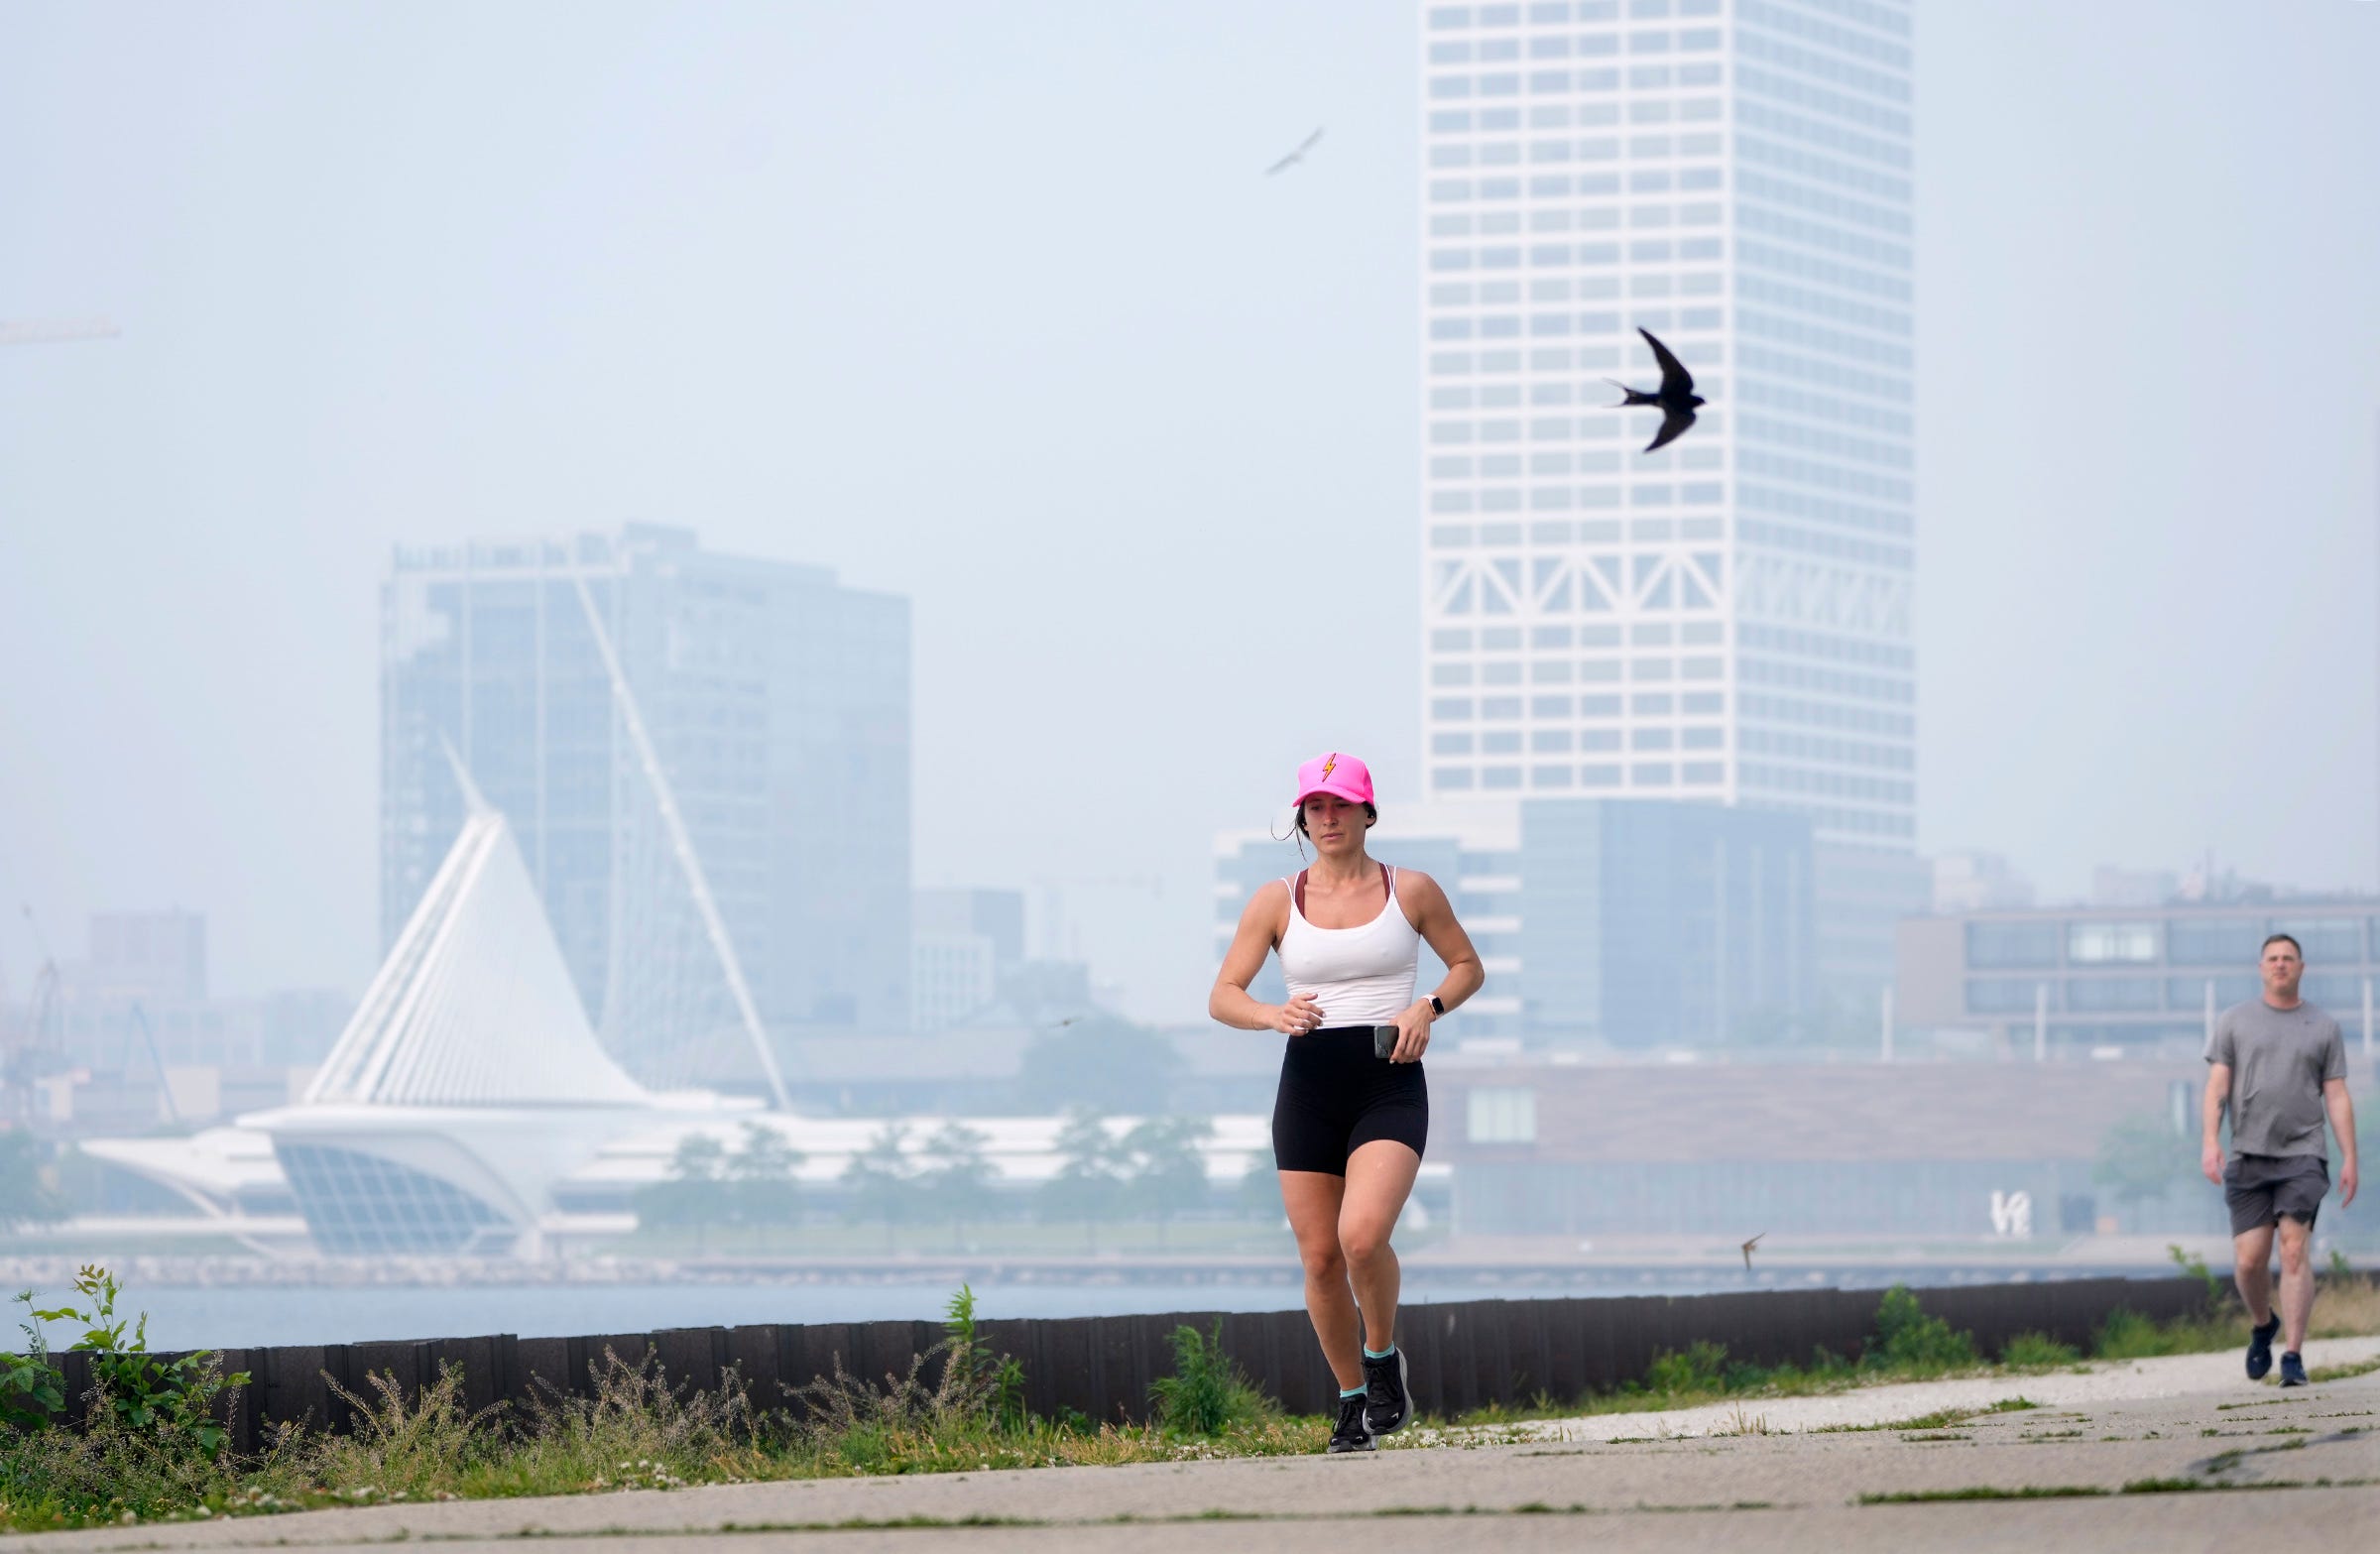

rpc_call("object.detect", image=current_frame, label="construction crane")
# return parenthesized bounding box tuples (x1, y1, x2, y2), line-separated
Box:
(0, 317, 119, 347)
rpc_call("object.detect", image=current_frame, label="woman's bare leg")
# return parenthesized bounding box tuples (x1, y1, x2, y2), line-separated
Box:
(1340, 1140, 1422, 1355)
(1280, 1169, 1362, 1389)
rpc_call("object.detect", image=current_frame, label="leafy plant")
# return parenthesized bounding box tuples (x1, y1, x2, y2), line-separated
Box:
(1, 1291, 63, 1432)
(1148, 1322, 1268, 1436)
(1643, 1340, 1728, 1395)
(34, 1265, 249, 1457)
(941, 1285, 1026, 1429)
(1864, 1285, 1976, 1374)
(2168, 1244, 2225, 1307)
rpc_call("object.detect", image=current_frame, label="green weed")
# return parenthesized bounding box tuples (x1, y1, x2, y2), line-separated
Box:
(1864, 1286, 1977, 1374)
(1149, 1322, 1272, 1437)
(2000, 1332, 2082, 1368)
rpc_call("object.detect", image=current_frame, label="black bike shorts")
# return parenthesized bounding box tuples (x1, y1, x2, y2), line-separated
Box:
(1270, 1025, 1429, 1175)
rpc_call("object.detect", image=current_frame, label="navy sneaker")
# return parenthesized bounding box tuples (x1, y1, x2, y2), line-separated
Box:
(2246, 1313, 2281, 1380)
(2279, 1352, 2308, 1387)
(1363, 1347, 1412, 1437)
(1327, 1391, 1375, 1453)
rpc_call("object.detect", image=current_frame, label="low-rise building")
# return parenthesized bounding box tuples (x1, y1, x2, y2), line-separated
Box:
(1897, 899, 2380, 1056)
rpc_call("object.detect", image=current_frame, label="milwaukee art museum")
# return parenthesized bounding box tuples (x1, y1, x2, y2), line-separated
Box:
(83, 753, 1275, 1256)
(85, 758, 741, 1256)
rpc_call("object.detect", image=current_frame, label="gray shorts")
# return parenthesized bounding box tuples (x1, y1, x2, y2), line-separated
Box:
(2224, 1152, 2328, 1237)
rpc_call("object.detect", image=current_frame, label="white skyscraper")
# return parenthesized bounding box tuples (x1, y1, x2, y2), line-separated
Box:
(1417, 0, 1918, 991)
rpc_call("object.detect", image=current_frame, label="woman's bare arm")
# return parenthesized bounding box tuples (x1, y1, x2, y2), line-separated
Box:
(1209, 882, 1320, 1033)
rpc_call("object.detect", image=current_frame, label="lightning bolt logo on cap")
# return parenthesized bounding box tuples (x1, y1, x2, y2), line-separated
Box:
(1293, 751, 1373, 808)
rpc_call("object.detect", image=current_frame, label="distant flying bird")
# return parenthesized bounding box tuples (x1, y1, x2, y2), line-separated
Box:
(1740, 1232, 1765, 1271)
(1265, 127, 1325, 176)
(1606, 326, 1705, 452)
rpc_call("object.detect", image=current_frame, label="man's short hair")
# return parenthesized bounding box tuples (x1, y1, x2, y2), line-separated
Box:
(2261, 932, 2303, 960)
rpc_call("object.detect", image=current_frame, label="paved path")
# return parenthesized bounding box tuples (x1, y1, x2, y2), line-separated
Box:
(6, 1338, 2376, 1553)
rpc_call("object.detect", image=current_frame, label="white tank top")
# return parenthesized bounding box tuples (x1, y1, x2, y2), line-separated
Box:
(1277, 866, 1423, 1025)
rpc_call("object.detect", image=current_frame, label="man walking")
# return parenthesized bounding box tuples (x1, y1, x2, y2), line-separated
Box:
(2202, 932, 2359, 1386)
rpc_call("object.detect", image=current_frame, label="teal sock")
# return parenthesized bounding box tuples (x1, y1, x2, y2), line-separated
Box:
(1339, 1385, 1367, 1399)
(1364, 1344, 1396, 1360)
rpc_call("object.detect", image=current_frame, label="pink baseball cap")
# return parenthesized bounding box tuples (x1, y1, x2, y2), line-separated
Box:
(1293, 751, 1374, 808)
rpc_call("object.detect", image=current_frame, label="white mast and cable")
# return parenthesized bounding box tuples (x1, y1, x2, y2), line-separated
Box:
(570, 574, 791, 1111)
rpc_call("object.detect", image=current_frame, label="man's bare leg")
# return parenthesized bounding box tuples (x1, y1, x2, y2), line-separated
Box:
(2276, 1215, 2316, 1355)
(2233, 1222, 2277, 1325)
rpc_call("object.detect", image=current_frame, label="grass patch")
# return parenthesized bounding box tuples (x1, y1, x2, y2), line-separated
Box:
(1815, 1405, 1978, 1434)
(1860, 1485, 2106, 1503)
(2000, 1332, 2082, 1368)
(2307, 1358, 2380, 1384)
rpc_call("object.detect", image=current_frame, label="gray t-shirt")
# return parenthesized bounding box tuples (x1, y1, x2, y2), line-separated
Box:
(2205, 999, 2347, 1158)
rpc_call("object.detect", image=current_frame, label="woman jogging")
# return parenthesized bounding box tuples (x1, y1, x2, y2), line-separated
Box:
(1209, 752, 1485, 1453)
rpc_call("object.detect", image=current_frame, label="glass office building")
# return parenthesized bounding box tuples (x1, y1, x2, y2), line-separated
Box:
(1213, 797, 1812, 1046)
(382, 525, 910, 1081)
(1418, 0, 1917, 991)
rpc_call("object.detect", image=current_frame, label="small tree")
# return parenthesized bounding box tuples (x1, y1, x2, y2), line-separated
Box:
(2094, 1112, 2197, 1219)
(1125, 1116, 1214, 1249)
(727, 1121, 802, 1231)
(634, 1133, 731, 1252)
(1016, 1016, 1185, 1114)
(840, 1122, 918, 1252)
(919, 1121, 997, 1246)
(1235, 1149, 1283, 1225)
(1039, 1109, 1130, 1251)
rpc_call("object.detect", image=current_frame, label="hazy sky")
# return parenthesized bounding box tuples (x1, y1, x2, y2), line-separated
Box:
(4, 1, 2378, 1022)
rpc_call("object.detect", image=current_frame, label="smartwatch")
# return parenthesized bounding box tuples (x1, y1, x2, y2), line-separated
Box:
(1428, 995, 1445, 1016)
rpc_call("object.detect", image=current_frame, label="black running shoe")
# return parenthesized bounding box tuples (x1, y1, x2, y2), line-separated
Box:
(1327, 1391, 1375, 1453)
(2246, 1313, 2281, 1380)
(2279, 1351, 2308, 1387)
(1363, 1347, 1411, 1437)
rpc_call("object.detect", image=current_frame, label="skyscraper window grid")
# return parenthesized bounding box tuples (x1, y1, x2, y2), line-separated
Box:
(1417, 0, 1913, 858)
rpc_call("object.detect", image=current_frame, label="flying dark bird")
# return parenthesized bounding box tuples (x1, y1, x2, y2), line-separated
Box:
(1606, 326, 1704, 452)
(1265, 127, 1324, 176)
(1740, 1232, 1765, 1271)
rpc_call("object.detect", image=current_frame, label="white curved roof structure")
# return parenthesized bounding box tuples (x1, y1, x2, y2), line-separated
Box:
(306, 773, 649, 1109)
